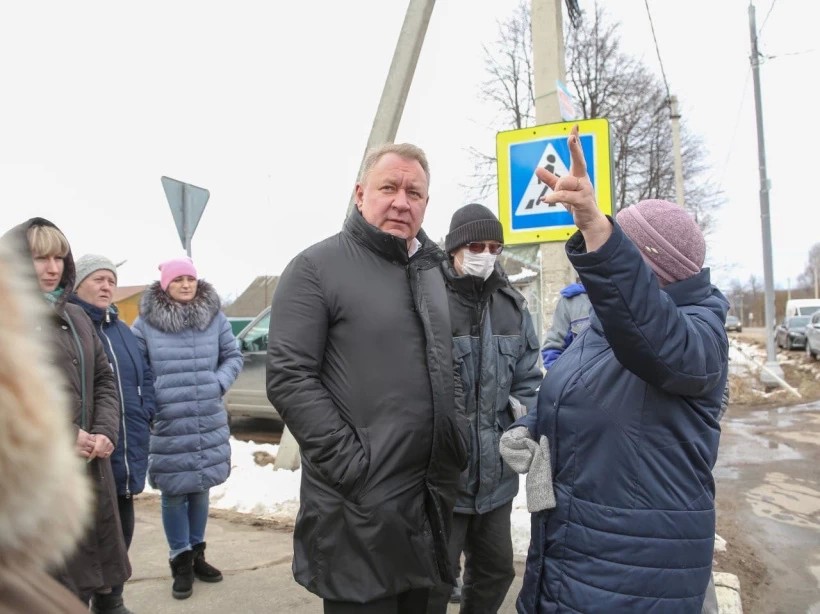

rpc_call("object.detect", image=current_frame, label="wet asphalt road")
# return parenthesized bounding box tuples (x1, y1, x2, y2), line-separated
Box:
(227, 342, 820, 613)
(715, 401, 820, 613)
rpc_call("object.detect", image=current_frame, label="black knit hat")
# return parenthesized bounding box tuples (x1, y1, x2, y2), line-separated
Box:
(445, 203, 504, 253)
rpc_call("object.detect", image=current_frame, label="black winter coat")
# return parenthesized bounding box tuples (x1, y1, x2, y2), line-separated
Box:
(266, 210, 468, 602)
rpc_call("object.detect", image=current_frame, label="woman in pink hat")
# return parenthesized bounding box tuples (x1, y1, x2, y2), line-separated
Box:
(131, 257, 243, 601)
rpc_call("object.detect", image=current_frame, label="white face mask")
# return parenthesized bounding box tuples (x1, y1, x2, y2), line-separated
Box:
(461, 251, 497, 280)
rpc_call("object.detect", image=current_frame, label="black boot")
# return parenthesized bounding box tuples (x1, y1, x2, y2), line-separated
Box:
(192, 541, 223, 583)
(169, 550, 194, 599)
(90, 593, 134, 614)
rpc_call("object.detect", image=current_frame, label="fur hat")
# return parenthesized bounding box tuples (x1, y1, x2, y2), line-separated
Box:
(74, 254, 118, 290)
(616, 199, 705, 285)
(445, 203, 504, 253)
(159, 257, 197, 291)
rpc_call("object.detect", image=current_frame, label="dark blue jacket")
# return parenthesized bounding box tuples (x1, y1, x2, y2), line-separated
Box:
(515, 222, 729, 613)
(70, 296, 156, 497)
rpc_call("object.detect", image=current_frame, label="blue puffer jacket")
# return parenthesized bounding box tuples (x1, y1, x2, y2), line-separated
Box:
(132, 281, 243, 496)
(515, 222, 729, 613)
(70, 295, 156, 497)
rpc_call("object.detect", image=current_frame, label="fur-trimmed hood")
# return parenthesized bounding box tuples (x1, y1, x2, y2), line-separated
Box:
(139, 279, 221, 333)
(0, 238, 89, 570)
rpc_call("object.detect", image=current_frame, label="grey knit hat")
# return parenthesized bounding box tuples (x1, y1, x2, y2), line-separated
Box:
(445, 203, 504, 253)
(616, 199, 705, 285)
(74, 254, 118, 290)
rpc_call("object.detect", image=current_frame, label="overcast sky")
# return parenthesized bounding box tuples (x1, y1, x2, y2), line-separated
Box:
(1, 0, 815, 301)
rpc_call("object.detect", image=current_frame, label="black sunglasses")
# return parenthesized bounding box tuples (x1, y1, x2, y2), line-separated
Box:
(466, 242, 504, 255)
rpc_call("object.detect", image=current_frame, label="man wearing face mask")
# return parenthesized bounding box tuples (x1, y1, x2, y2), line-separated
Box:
(427, 204, 543, 613)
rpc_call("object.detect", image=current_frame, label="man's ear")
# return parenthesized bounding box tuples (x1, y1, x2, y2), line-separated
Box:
(354, 183, 364, 210)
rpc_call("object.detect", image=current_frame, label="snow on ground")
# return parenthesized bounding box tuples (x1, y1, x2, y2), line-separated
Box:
(146, 438, 534, 556)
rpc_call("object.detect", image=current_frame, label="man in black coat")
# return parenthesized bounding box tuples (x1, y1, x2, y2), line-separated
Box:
(266, 143, 468, 613)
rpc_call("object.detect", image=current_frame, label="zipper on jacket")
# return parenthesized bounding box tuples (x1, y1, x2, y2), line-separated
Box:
(475, 297, 489, 504)
(101, 323, 132, 498)
(405, 265, 417, 312)
(62, 312, 89, 430)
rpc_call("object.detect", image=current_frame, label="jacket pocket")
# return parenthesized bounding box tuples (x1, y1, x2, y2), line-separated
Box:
(453, 336, 474, 386)
(496, 336, 521, 389)
(346, 427, 372, 503)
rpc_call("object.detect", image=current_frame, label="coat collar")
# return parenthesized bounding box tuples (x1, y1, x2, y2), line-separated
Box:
(68, 294, 120, 324)
(344, 208, 438, 265)
(662, 268, 714, 306)
(139, 280, 221, 333)
(442, 259, 507, 302)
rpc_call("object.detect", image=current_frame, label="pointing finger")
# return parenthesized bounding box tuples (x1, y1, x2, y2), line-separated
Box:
(568, 124, 588, 178)
(535, 166, 558, 189)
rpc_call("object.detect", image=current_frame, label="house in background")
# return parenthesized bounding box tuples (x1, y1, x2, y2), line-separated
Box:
(498, 252, 541, 335)
(225, 275, 279, 319)
(113, 285, 149, 325)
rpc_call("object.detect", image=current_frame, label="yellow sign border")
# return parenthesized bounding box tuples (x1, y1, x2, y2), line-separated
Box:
(496, 118, 612, 245)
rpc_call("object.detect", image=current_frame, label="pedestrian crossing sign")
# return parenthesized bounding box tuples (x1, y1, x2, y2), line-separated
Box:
(496, 118, 612, 245)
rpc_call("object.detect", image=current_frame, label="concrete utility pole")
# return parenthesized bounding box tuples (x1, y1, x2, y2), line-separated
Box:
(532, 0, 574, 336)
(345, 0, 436, 217)
(668, 96, 685, 208)
(748, 1, 783, 383)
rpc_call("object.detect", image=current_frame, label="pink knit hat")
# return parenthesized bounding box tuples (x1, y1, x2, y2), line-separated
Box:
(158, 257, 198, 291)
(616, 199, 705, 285)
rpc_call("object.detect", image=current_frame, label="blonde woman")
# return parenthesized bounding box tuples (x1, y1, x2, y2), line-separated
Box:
(4, 218, 130, 613)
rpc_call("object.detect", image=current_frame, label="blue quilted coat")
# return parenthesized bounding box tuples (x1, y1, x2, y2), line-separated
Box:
(132, 280, 243, 496)
(70, 295, 156, 497)
(514, 222, 729, 613)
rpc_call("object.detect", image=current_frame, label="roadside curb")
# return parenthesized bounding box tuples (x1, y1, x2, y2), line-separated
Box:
(715, 572, 743, 613)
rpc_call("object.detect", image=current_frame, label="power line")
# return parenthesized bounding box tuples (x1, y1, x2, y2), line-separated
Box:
(757, 0, 778, 37)
(643, 0, 671, 99)
(717, 66, 752, 191)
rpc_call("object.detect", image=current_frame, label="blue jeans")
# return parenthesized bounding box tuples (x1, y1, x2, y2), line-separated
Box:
(160, 490, 210, 559)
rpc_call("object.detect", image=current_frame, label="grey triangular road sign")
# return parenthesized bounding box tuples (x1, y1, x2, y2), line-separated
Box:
(161, 176, 210, 250)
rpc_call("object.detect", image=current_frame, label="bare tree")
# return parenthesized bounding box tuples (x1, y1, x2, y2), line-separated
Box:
(797, 243, 820, 297)
(471, 1, 723, 234)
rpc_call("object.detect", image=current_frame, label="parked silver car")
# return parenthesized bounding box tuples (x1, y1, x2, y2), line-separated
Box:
(224, 306, 282, 423)
(724, 315, 742, 332)
(804, 311, 820, 360)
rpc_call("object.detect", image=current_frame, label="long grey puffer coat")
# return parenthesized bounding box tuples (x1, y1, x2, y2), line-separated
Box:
(266, 210, 469, 603)
(132, 280, 243, 496)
